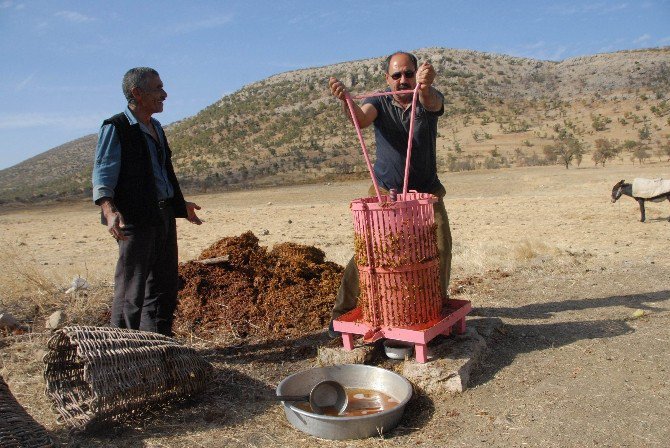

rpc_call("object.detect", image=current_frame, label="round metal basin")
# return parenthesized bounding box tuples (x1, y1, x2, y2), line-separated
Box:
(276, 364, 413, 440)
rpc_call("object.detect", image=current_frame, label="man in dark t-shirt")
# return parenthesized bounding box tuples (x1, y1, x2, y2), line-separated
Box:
(327, 51, 453, 336)
(362, 78, 444, 194)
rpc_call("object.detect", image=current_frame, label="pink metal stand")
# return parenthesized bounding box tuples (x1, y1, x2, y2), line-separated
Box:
(332, 299, 472, 363)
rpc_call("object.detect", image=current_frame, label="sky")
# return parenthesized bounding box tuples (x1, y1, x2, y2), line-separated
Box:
(1, 0, 669, 170)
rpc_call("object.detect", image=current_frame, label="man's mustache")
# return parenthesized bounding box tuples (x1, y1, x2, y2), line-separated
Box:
(399, 83, 411, 90)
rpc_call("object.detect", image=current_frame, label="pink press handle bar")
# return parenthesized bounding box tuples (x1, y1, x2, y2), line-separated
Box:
(344, 84, 421, 200)
(351, 89, 416, 100)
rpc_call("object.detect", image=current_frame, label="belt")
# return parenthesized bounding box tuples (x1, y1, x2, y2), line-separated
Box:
(157, 198, 173, 209)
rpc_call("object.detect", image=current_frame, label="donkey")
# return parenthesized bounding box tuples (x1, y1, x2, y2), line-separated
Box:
(611, 179, 670, 222)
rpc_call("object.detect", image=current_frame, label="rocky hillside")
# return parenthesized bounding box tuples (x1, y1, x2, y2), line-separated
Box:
(1, 47, 668, 203)
(0, 134, 97, 202)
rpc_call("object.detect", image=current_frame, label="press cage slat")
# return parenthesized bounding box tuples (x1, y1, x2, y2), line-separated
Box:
(351, 192, 442, 328)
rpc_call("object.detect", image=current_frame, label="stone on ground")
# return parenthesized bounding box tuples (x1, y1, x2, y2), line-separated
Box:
(46, 310, 66, 330)
(317, 339, 377, 366)
(401, 317, 503, 394)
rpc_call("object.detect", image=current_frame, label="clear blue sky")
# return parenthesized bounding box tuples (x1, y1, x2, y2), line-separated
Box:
(1, 0, 668, 170)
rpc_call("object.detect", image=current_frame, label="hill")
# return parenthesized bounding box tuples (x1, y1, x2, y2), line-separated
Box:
(1, 47, 668, 203)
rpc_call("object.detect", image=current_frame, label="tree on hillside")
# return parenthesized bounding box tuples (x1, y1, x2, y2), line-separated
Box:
(543, 144, 558, 164)
(638, 119, 652, 141)
(514, 148, 547, 167)
(650, 100, 670, 118)
(575, 147, 584, 167)
(661, 137, 670, 161)
(653, 146, 665, 162)
(448, 130, 462, 153)
(592, 138, 620, 167)
(545, 127, 587, 169)
(630, 144, 651, 165)
(591, 113, 612, 131)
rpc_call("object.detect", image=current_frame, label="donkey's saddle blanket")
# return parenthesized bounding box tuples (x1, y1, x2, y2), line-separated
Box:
(632, 178, 670, 199)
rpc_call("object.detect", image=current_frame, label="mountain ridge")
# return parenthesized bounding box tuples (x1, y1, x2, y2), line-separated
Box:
(1, 46, 668, 203)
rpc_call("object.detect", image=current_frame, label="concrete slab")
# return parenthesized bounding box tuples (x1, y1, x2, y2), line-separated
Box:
(401, 317, 503, 393)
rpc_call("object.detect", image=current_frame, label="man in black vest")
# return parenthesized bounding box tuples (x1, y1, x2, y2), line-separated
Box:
(92, 67, 202, 336)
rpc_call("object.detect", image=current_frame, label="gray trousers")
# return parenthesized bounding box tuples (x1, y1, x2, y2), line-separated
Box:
(111, 205, 179, 335)
(331, 185, 452, 320)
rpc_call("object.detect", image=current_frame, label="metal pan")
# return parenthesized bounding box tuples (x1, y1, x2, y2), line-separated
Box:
(276, 364, 413, 440)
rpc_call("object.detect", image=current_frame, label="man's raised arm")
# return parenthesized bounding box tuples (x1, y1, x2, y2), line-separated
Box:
(416, 62, 443, 112)
(328, 77, 377, 129)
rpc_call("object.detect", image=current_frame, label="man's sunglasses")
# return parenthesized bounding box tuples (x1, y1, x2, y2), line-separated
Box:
(389, 70, 416, 80)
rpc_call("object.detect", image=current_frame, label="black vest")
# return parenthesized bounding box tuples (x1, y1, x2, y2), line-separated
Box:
(102, 112, 187, 227)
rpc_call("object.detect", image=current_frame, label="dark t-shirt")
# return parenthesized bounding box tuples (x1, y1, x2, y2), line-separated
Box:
(363, 88, 444, 193)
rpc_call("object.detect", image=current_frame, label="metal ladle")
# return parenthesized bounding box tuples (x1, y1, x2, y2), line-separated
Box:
(275, 380, 348, 415)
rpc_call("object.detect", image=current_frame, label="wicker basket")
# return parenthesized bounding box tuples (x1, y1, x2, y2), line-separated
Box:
(1, 375, 54, 448)
(43, 326, 214, 430)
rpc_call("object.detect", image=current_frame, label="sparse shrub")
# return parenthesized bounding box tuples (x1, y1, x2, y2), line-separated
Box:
(444, 69, 474, 78)
(650, 101, 669, 117)
(653, 147, 666, 161)
(514, 148, 548, 167)
(661, 140, 670, 161)
(483, 149, 510, 169)
(514, 240, 550, 261)
(483, 157, 501, 169)
(622, 140, 639, 152)
(501, 120, 531, 134)
(592, 138, 620, 167)
(446, 154, 477, 172)
(448, 131, 463, 153)
(591, 113, 612, 131)
(638, 122, 652, 141)
(630, 145, 651, 164)
(543, 144, 558, 164)
(544, 129, 586, 169)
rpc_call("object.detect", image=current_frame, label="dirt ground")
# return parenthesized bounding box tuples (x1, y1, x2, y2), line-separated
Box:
(1, 162, 669, 447)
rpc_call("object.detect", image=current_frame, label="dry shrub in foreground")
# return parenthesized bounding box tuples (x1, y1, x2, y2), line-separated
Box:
(514, 240, 555, 261)
(0, 239, 111, 329)
(455, 238, 583, 278)
(174, 231, 343, 341)
(0, 241, 61, 313)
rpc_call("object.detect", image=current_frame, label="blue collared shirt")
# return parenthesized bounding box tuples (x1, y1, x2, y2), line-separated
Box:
(92, 106, 174, 203)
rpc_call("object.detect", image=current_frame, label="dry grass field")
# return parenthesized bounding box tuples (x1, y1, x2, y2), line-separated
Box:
(1, 161, 669, 447)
